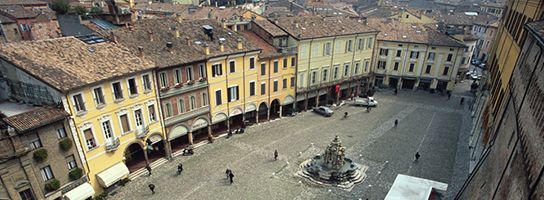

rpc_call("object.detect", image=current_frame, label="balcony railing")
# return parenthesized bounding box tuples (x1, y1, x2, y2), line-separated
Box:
(135, 125, 149, 139)
(105, 138, 120, 152)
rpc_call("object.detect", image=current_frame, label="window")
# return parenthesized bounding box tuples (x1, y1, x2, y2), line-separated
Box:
(291, 57, 296, 67)
(273, 60, 279, 73)
(19, 188, 34, 200)
(273, 80, 278, 92)
(199, 64, 206, 78)
(202, 92, 208, 106)
(119, 114, 131, 133)
(159, 72, 168, 87)
(190, 96, 196, 110)
(56, 127, 67, 139)
(83, 128, 96, 149)
(425, 65, 431, 73)
(311, 71, 317, 84)
(260, 63, 266, 75)
(228, 86, 239, 102)
(343, 64, 350, 77)
(148, 105, 156, 122)
(410, 51, 419, 59)
(72, 94, 86, 112)
(178, 98, 185, 113)
(29, 138, 42, 150)
(260, 83, 266, 95)
(283, 58, 287, 68)
(377, 61, 386, 69)
(290, 77, 295, 87)
(367, 37, 373, 49)
(461, 57, 466, 64)
(358, 38, 365, 50)
(409, 63, 414, 72)
(142, 74, 152, 91)
(215, 90, 222, 105)
(324, 42, 332, 55)
(212, 64, 223, 77)
(128, 78, 138, 96)
(249, 57, 255, 69)
(379, 48, 389, 56)
(447, 54, 453, 62)
(393, 62, 399, 71)
(354, 62, 360, 74)
(101, 120, 113, 139)
(229, 60, 236, 73)
(298, 74, 304, 87)
(282, 79, 287, 89)
(322, 68, 328, 81)
(40, 166, 54, 181)
(186, 66, 193, 81)
(112, 82, 123, 100)
(164, 103, 173, 118)
(333, 65, 339, 79)
(249, 82, 256, 96)
(396, 50, 402, 57)
(427, 52, 435, 61)
(134, 109, 143, 127)
(443, 66, 449, 75)
(93, 87, 105, 106)
(66, 155, 77, 170)
(346, 40, 353, 52)
(364, 60, 369, 72)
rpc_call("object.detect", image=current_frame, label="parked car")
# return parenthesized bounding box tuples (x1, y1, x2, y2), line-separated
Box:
(471, 74, 481, 80)
(471, 59, 481, 65)
(478, 63, 486, 69)
(313, 106, 334, 117)
(353, 97, 378, 107)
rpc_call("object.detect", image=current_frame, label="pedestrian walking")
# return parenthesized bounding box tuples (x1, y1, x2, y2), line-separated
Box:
(177, 163, 183, 175)
(394, 88, 398, 95)
(225, 169, 231, 179)
(460, 97, 465, 105)
(415, 152, 420, 161)
(148, 183, 155, 194)
(229, 171, 235, 184)
(448, 92, 452, 100)
(146, 164, 152, 176)
(274, 150, 278, 161)
(394, 119, 398, 127)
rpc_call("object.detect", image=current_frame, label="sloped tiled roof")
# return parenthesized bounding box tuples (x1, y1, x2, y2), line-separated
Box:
(111, 18, 261, 68)
(0, 5, 37, 19)
(2, 106, 68, 132)
(367, 18, 466, 48)
(0, 37, 155, 92)
(239, 31, 279, 58)
(526, 20, 544, 44)
(0, 0, 47, 6)
(254, 19, 287, 37)
(274, 16, 377, 40)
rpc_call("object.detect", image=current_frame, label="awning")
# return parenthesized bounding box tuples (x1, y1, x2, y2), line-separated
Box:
(282, 96, 294, 105)
(169, 125, 188, 141)
(212, 113, 228, 124)
(64, 182, 95, 200)
(245, 104, 256, 112)
(96, 162, 129, 188)
(419, 78, 433, 83)
(402, 77, 417, 80)
(148, 134, 162, 144)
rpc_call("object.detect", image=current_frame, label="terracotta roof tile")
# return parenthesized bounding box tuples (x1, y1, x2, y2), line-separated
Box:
(274, 16, 377, 40)
(110, 18, 261, 68)
(367, 18, 466, 47)
(0, 13, 14, 23)
(133, 3, 193, 14)
(0, 0, 47, 6)
(2, 107, 68, 132)
(0, 5, 37, 19)
(254, 19, 287, 37)
(526, 20, 544, 43)
(0, 37, 155, 92)
(239, 31, 279, 58)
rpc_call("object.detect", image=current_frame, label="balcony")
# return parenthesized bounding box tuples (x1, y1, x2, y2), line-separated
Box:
(105, 138, 120, 152)
(135, 125, 149, 139)
(159, 80, 208, 99)
(279, 46, 297, 54)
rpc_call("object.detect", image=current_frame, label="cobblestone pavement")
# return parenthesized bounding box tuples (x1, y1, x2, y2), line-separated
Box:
(109, 85, 473, 200)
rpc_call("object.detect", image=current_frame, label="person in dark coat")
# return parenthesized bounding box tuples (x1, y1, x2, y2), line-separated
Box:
(394, 119, 398, 127)
(225, 169, 231, 179)
(274, 150, 278, 161)
(460, 97, 465, 105)
(415, 152, 421, 161)
(229, 171, 235, 184)
(148, 184, 156, 194)
(146, 164, 152, 176)
(177, 163, 183, 174)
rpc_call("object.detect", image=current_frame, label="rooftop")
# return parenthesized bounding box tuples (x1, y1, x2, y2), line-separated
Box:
(110, 18, 261, 68)
(0, 37, 155, 92)
(428, 10, 498, 26)
(239, 31, 279, 58)
(0, 0, 47, 6)
(367, 18, 466, 47)
(178, 7, 249, 21)
(526, 20, 544, 45)
(133, 2, 193, 14)
(0, 5, 37, 19)
(253, 19, 287, 37)
(1, 103, 69, 133)
(274, 16, 377, 40)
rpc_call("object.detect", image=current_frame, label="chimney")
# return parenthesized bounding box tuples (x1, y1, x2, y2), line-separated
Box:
(236, 38, 243, 50)
(219, 40, 224, 52)
(204, 43, 210, 55)
(148, 32, 153, 42)
(110, 31, 117, 43)
(186, 37, 191, 46)
(137, 46, 144, 58)
(176, 14, 182, 23)
(166, 42, 173, 53)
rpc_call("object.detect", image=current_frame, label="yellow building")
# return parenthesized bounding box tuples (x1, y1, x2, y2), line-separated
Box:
(368, 19, 467, 92)
(389, 9, 437, 24)
(0, 37, 165, 194)
(273, 16, 378, 110)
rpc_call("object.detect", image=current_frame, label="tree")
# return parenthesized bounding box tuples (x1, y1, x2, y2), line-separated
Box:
(90, 6, 103, 14)
(51, 0, 70, 15)
(72, 6, 88, 16)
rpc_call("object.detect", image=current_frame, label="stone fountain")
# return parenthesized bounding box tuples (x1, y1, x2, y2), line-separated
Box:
(296, 135, 367, 190)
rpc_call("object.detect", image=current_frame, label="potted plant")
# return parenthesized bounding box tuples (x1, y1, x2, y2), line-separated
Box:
(59, 138, 73, 151)
(68, 167, 83, 181)
(44, 179, 60, 192)
(187, 80, 194, 85)
(174, 82, 183, 88)
(160, 86, 169, 92)
(33, 149, 48, 162)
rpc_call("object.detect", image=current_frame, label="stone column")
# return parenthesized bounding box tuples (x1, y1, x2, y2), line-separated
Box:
(304, 92, 309, 111)
(315, 89, 320, 106)
(188, 131, 194, 145)
(279, 106, 283, 117)
(256, 111, 259, 123)
(165, 140, 173, 160)
(207, 125, 214, 143)
(267, 108, 270, 121)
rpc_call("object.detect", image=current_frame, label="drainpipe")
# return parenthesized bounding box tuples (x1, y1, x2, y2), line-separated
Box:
(267, 57, 271, 121)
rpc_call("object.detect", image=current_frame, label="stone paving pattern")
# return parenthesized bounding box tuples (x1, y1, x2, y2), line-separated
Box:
(109, 84, 473, 200)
